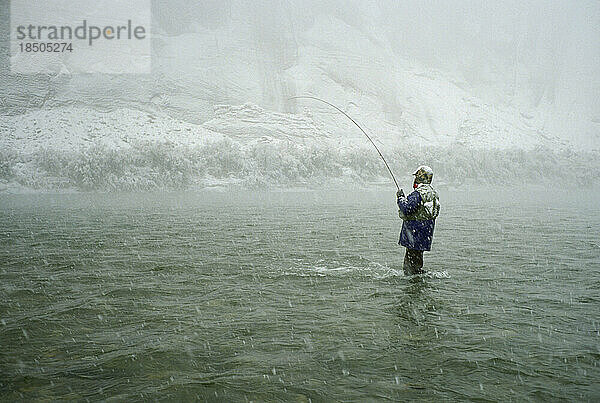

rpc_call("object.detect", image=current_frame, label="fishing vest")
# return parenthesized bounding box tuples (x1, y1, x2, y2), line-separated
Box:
(404, 183, 440, 221)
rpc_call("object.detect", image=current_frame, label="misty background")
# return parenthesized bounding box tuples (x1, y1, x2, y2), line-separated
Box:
(1, 0, 599, 191)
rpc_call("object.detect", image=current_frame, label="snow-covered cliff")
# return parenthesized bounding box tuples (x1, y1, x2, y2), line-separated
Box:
(1, 0, 598, 191)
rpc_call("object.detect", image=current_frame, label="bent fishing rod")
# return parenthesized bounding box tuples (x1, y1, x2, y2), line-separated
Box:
(289, 95, 399, 190)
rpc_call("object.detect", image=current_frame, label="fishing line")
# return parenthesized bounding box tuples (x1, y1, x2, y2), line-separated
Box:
(289, 95, 399, 190)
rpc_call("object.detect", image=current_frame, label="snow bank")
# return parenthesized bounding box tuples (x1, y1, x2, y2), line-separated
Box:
(1, 104, 598, 192)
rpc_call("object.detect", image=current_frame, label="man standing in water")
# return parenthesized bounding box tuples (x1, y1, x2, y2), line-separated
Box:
(397, 166, 440, 275)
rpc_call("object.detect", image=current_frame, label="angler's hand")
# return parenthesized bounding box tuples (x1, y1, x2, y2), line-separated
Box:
(396, 189, 405, 198)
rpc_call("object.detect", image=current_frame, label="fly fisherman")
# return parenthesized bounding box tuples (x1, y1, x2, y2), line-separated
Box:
(396, 166, 440, 275)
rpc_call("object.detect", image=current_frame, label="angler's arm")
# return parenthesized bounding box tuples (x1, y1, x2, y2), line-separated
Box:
(397, 191, 421, 217)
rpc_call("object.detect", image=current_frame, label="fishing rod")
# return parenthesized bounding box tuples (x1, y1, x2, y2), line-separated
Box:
(289, 95, 399, 190)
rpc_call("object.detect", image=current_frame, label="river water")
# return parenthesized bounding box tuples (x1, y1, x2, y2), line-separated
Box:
(0, 189, 598, 401)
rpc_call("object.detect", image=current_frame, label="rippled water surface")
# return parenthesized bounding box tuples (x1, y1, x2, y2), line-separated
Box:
(1, 190, 599, 401)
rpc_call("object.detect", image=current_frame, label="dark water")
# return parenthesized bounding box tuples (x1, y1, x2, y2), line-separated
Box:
(1, 189, 599, 401)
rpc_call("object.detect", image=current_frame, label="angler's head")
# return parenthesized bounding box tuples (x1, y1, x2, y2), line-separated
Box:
(413, 165, 433, 185)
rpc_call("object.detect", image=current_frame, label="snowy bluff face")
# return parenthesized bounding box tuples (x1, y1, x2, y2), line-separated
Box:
(0, 0, 599, 191)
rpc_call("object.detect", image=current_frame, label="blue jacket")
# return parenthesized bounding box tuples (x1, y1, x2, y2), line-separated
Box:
(397, 184, 440, 251)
